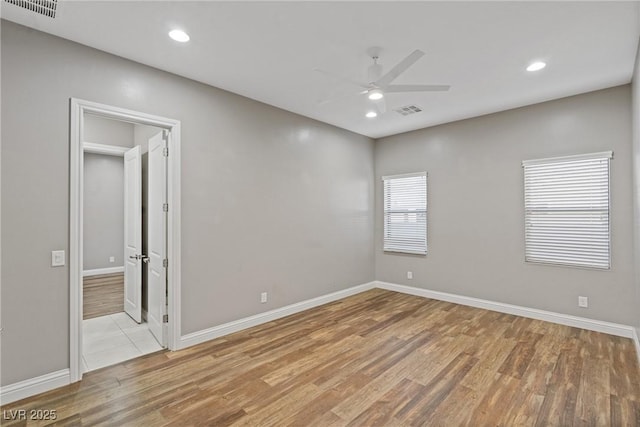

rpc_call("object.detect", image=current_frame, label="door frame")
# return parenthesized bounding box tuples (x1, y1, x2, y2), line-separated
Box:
(70, 98, 182, 382)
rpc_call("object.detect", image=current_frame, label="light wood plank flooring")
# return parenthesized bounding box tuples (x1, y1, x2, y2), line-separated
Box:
(83, 273, 124, 320)
(3, 289, 639, 426)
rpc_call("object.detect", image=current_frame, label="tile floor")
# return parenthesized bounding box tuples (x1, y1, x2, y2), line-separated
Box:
(82, 312, 163, 372)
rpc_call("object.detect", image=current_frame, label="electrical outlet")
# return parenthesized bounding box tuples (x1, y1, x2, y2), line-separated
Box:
(261, 292, 268, 303)
(578, 296, 588, 308)
(109, 256, 115, 263)
(407, 271, 413, 280)
(51, 250, 65, 267)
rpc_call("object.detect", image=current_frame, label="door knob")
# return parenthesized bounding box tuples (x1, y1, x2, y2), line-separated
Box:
(129, 254, 149, 262)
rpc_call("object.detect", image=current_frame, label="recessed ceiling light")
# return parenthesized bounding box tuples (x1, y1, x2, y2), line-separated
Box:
(368, 89, 384, 100)
(526, 61, 546, 72)
(365, 111, 377, 118)
(169, 29, 190, 43)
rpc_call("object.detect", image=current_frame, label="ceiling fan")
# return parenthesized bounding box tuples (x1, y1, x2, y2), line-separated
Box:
(316, 48, 450, 117)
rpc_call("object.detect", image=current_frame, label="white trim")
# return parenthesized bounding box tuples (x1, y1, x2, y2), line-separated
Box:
(82, 142, 128, 156)
(6, 281, 637, 404)
(69, 100, 82, 383)
(179, 279, 636, 350)
(166, 123, 181, 351)
(375, 281, 634, 338)
(383, 249, 427, 256)
(70, 98, 182, 384)
(381, 171, 426, 181)
(82, 266, 124, 277)
(179, 282, 376, 349)
(633, 327, 640, 368)
(0, 369, 70, 405)
(522, 150, 613, 167)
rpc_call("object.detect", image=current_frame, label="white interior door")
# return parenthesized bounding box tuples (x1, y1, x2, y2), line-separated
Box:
(147, 132, 167, 346)
(124, 145, 142, 323)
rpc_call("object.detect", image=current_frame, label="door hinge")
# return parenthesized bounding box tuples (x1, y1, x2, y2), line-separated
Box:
(163, 314, 169, 323)
(163, 258, 168, 268)
(162, 147, 169, 157)
(163, 203, 169, 212)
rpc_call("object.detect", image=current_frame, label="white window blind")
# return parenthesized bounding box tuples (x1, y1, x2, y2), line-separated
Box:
(383, 172, 427, 255)
(522, 151, 612, 269)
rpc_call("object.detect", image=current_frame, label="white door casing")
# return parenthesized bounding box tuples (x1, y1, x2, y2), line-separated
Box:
(124, 145, 142, 323)
(147, 132, 168, 346)
(71, 98, 181, 383)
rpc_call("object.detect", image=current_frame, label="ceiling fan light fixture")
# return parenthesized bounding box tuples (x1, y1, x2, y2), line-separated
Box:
(169, 29, 190, 43)
(526, 61, 546, 72)
(365, 111, 378, 118)
(368, 89, 384, 100)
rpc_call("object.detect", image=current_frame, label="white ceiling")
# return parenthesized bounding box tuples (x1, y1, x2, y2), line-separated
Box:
(2, 1, 639, 138)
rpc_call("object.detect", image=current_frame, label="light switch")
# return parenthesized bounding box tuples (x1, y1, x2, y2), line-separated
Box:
(51, 250, 65, 267)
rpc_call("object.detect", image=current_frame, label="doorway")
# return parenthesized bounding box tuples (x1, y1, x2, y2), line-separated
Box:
(81, 116, 164, 371)
(70, 99, 181, 382)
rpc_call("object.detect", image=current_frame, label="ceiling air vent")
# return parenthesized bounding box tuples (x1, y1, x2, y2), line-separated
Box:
(394, 105, 423, 116)
(4, 0, 57, 18)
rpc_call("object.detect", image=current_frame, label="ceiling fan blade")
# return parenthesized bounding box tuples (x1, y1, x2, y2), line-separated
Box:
(317, 89, 368, 106)
(375, 49, 425, 88)
(314, 68, 368, 89)
(385, 84, 450, 93)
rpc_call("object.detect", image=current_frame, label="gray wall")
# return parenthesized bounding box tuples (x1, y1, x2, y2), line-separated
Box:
(82, 115, 135, 271)
(84, 114, 134, 148)
(632, 41, 640, 337)
(1, 21, 375, 385)
(133, 123, 162, 154)
(83, 153, 124, 271)
(375, 85, 635, 325)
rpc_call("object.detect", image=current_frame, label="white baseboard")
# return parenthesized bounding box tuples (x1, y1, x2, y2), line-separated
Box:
(82, 266, 124, 277)
(179, 281, 376, 349)
(633, 327, 640, 368)
(376, 281, 635, 338)
(179, 279, 636, 350)
(4, 280, 637, 405)
(0, 369, 70, 405)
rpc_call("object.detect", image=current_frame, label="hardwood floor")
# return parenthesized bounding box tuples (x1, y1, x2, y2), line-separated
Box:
(83, 273, 124, 320)
(3, 289, 639, 426)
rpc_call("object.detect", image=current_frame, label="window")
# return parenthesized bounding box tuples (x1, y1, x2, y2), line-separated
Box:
(383, 172, 427, 255)
(522, 151, 612, 269)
